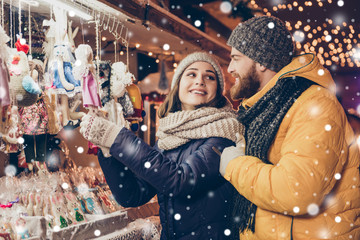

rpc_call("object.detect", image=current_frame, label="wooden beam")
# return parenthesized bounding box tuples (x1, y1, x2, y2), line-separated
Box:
(101, 0, 230, 63)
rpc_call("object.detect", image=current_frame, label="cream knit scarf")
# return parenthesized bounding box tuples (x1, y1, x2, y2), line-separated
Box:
(157, 105, 244, 150)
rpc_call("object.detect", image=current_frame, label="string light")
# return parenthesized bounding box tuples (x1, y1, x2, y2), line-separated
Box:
(252, 0, 359, 69)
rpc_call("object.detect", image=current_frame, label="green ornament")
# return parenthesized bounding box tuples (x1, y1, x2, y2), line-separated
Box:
(75, 210, 84, 222)
(59, 215, 68, 228)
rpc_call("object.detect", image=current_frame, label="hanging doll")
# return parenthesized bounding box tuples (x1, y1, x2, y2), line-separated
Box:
(110, 61, 134, 117)
(73, 45, 102, 155)
(125, 78, 145, 131)
(7, 44, 40, 107)
(18, 59, 49, 173)
(109, 61, 144, 131)
(98, 61, 112, 106)
(87, 61, 132, 156)
(99, 61, 127, 122)
(0, 24, 11, 134)
(73, 44, 101, 115)
(47, 7, 81, 128)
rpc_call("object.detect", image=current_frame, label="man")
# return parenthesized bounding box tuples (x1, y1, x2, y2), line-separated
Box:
(220, 15, 360, 239)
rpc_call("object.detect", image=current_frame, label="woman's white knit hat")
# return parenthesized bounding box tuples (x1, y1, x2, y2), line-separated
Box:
(171, 52, 224, 91)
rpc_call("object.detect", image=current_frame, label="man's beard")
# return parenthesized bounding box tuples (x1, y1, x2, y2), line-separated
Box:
(230, 63, 261, 101)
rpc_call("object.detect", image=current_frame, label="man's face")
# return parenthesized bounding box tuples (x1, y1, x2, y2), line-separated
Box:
(228, 48, 261, 100)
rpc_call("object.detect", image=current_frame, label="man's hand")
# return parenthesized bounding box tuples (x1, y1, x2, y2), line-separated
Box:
(220, 133, 246, 176)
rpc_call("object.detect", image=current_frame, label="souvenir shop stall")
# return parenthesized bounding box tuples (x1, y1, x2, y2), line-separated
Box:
(0, 0, 212, 238)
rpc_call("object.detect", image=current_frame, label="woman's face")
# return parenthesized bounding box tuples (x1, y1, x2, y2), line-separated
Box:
(178, 61, 218, 111)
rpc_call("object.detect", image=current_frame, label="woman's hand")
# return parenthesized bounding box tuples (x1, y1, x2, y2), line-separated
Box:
(79, 114, 123, 148)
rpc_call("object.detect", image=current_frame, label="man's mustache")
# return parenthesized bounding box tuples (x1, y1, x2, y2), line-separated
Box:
(231, 73, 240, 79)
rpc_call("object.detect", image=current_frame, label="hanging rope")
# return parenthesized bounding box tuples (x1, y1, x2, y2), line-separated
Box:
(80, 20, 85, 44)
(28, 4, 31, 55)
(1, 0, 4, 28)
(125, 29, 130, 72)
(18, 0, 21, 36)
(95, 16, 100, 81)
(114, 40, 117, 62)
(99, 30, 101, 61)
(126, 42, 129, 72)
(9, 0, 12, 47)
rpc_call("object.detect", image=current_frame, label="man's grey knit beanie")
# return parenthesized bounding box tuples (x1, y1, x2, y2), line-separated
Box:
(171, 52, 224, 91)
(227, 15, 294, 72)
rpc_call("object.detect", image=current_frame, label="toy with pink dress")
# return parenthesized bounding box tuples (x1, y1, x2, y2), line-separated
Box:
(73, 44, 101, 115)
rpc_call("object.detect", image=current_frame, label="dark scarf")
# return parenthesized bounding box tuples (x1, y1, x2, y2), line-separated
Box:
(230, 76, 314, 239)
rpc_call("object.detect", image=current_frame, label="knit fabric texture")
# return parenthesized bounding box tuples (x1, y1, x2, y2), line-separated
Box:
(227, 16, 294, 72)
(229, 76, 314, 239)
(171, 52, 224, 91)
(156, 105, 244, 150)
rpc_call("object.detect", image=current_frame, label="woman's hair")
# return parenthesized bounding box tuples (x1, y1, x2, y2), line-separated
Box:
(158, 70, 228, 118)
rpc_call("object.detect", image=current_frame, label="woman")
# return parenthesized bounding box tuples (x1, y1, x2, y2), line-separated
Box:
(80, 52, 244, 239)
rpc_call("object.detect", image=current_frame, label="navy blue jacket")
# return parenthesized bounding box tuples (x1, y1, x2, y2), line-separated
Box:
(98, 128, 236, 239)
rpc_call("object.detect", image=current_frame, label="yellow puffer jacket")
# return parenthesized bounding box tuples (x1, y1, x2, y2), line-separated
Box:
(224, 54, 360, 240)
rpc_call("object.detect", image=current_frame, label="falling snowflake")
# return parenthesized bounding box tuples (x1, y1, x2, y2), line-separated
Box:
(144, 162, 151, 168)
(317, 69, 325, 76)
(5, 165, 16, 177)
(293, 206, 300, 213)
(307, 203, 320, 216)
(18, 137, 25, 144)
(16, 94, 24, 101)
(324, 124, 332, 131)
(163, 43, 170, 51)
(141, 125, 148, 132)
(75, 60, 82, 66)
(268, 22, 275, 29)
(219, 1, 232, 14)
(325, 35, 332, 42)
(294, 30, 305, 42)
(77, 183, 89, 195)
(194, 20, 202, 27)
(334, 173, 341, 180)
(77, 147, 84, 153)
(174, 213, 181, 220)
(94, 230, 101, 236)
